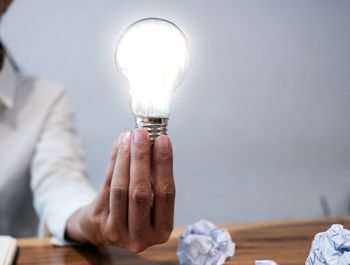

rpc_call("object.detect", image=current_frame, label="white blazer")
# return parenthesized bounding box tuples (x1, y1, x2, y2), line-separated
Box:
(0, 56, 96, 244)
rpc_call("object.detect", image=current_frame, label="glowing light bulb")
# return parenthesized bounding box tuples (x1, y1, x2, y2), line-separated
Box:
(115, 18, 189, 140)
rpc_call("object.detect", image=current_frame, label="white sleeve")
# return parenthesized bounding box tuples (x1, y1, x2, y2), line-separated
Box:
(30, 91, 96, 245)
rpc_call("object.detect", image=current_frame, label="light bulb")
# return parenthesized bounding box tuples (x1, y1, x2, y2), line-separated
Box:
(115, 18, 189, 140)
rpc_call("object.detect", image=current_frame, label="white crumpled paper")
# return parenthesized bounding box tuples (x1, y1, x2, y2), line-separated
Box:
(306, 224, 350, 265)
(177, 219, 235, 265)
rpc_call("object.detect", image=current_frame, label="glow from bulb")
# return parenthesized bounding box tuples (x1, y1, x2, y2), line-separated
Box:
(115, 18, 189, 118)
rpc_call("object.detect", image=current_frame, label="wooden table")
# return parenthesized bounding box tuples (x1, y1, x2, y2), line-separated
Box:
(16, 216, 350, 264)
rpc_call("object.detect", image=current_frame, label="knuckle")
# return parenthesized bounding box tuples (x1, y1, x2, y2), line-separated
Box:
(106, 231, 121, 244)
(155, 187, 176, 203)
(111, 186, 128, 202)
(89, 227, 106, 246)
(90, 215, 102, 228)
(128, 242, 147, 253)
(130, 188, 152, 205)
(103, 175, 112, 188)
(104, 220, 127, 246)
(132, 148, 148, 162)
(155, 151, 173, 166)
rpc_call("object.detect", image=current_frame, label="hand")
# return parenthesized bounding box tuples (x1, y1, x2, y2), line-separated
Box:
(66, 129, 176, 253)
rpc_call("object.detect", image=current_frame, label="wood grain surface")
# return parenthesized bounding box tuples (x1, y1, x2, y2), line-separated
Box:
(16, 216, 350, 265)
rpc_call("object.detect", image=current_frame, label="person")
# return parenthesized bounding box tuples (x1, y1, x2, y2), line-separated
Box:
(0, 0, 175, 253)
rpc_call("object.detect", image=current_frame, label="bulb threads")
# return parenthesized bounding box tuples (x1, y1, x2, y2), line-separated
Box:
(135, 116, 168, 141)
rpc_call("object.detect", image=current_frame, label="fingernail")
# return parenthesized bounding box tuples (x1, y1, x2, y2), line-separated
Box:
(122, 132, 131, 144)
(133, 129, 147, 144)
(157, 135, 170, 152)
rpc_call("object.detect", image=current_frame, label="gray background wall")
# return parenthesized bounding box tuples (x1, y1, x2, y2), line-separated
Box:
(2, 0, 350, 225)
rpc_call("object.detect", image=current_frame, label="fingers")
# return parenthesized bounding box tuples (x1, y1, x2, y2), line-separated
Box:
(102, 134, 122, 190)
(94, 133, 122, 211)
(88, 129, 175, 251)
(108, 132, 131, 232)
(128, 129, 153, 240)
(152, 135, 175, 240)
(82, 133, 123, 245)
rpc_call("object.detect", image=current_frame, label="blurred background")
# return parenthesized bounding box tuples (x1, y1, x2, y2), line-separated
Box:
(1, 0, 350, 225)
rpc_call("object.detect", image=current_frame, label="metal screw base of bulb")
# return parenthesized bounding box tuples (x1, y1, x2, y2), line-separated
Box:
(135, 116, 168, 141)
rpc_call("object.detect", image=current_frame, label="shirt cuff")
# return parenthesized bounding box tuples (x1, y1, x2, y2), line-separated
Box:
(38, 185, 96, 246)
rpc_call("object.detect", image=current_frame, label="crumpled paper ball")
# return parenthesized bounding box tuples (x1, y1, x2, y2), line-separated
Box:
(177, 219, 235, 265)
(306, 224, 350, 265)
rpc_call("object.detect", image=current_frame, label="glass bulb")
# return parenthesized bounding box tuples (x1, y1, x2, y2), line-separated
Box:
(115, 18, 189, 139)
